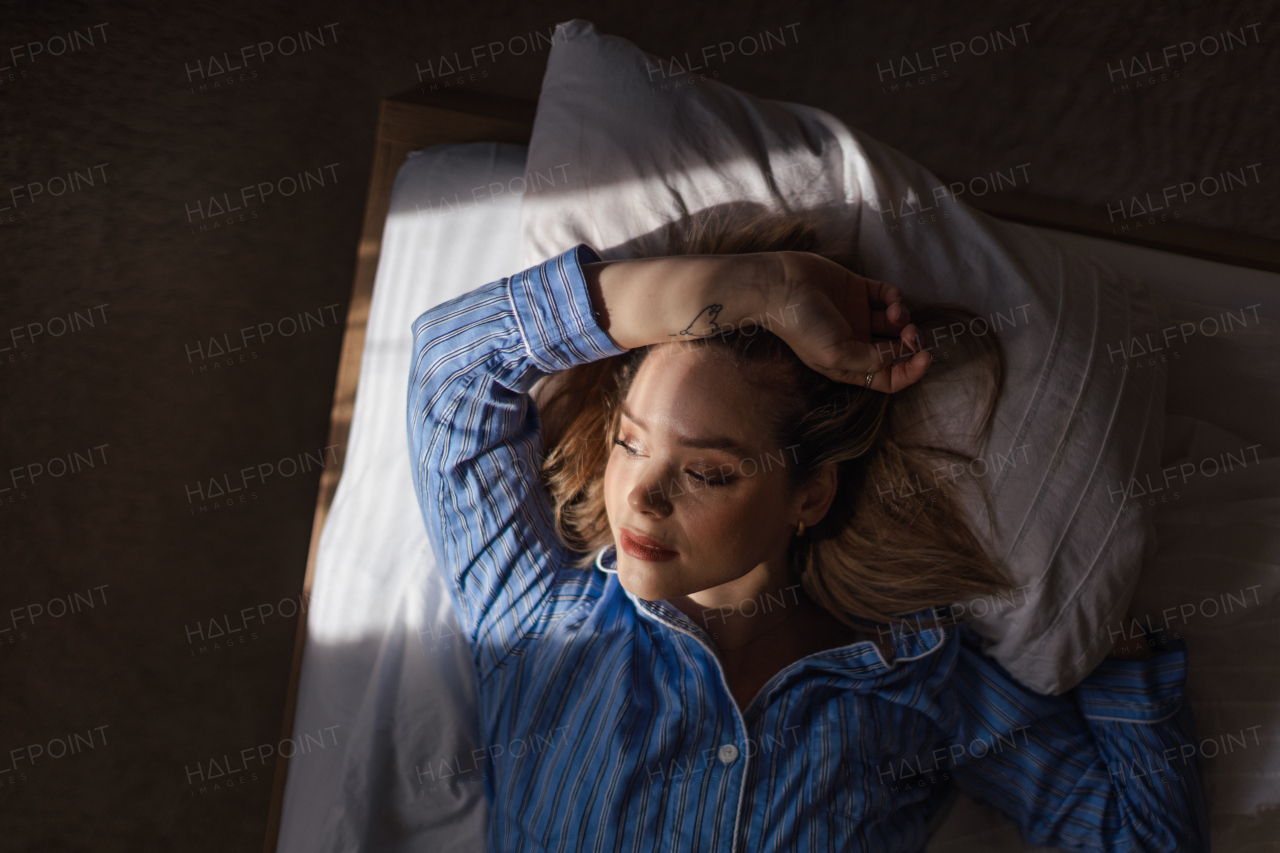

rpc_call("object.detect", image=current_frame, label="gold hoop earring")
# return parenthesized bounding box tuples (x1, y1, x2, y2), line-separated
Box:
(796, 520, 805, 537)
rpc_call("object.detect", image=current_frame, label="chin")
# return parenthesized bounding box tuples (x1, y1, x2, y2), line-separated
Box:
(616, 559, 684, 602)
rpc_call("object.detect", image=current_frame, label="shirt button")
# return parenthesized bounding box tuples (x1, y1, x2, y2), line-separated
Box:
(717, 744, 739, 764)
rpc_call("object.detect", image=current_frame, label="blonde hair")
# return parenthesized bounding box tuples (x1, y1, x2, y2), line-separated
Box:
(533, 205, 1010, 628)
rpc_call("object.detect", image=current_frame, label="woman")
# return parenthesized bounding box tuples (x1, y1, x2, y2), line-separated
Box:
(407, 213, 1208, 851)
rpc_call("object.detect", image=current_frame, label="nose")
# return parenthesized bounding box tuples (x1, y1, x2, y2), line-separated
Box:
(629, 472, 673, 518)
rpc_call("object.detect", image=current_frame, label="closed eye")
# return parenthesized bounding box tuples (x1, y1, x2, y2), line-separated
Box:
(615, 437, 733, 487)
(687, 469, 733, 487)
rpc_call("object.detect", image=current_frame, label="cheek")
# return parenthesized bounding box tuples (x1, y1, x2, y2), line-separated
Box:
(602, 456, 623, 526)
(682, 479, 789, 554)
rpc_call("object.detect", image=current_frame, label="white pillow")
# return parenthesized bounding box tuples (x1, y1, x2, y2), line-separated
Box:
(519, 19, 1170, 695)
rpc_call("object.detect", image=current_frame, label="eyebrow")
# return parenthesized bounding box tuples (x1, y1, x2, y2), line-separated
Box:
(620, 404, 752, 458)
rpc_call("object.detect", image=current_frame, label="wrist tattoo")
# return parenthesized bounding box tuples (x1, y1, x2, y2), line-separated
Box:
(670, 303, 725, 338)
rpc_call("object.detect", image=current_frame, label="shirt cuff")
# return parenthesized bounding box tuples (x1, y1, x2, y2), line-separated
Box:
(1075, 639, 1188, 724)
(507, 243, 627, 373)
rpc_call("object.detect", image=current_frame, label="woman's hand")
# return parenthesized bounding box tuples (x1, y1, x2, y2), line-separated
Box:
(769, 251, 929, 393)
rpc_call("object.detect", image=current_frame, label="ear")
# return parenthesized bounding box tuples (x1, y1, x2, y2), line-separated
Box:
(795, 462, 838, 527)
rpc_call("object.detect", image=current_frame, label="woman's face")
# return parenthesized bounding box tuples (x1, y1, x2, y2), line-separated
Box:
(603, 342, 832, 602)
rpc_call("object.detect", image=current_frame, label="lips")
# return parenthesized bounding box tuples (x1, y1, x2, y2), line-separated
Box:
(619, 528, 678, 563)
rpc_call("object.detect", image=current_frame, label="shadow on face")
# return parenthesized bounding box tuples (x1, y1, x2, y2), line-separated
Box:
(602, 342, 806, 601)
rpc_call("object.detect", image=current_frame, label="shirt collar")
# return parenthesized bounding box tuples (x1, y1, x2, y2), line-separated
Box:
(593, 545, 949, 674)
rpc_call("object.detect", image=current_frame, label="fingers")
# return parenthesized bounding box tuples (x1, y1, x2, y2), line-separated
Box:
(835, 344, 929, 393)
(856, 278, 928, 392)
(867, 340, 911, 371)
(869, 302, 910, 337)
(858, 324, 930, 393)
(857, 274, 904, 309)
(865, 322, 920, 367)
(871, 350, 932, 393)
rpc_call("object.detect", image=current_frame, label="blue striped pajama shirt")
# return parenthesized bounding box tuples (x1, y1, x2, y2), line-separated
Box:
(406, 243, 1209, 852)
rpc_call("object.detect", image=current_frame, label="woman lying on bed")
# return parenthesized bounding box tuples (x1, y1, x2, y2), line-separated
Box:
(406, 214, 1209, 852)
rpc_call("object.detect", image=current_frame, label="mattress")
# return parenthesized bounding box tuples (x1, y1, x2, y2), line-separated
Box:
(276, 143, 1280, 853)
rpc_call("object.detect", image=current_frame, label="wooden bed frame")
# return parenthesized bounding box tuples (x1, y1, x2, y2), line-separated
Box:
(262, 84, 1280, 851)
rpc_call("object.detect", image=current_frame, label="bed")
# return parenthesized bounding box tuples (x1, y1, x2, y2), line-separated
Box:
(265, 86, 1280, 853)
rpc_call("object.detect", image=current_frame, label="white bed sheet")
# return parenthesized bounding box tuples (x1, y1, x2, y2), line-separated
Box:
(276, 143, 529, 853)
(277, 143, 1280, 853)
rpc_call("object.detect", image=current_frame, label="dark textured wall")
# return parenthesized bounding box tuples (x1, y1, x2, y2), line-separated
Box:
(0, 1, 1274, 849)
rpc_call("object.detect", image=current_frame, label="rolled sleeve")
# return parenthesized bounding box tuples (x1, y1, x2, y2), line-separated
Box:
(1076, 641, 1188, 724)
(950, 628, 1207, 851)
(508, 243, 626, 372)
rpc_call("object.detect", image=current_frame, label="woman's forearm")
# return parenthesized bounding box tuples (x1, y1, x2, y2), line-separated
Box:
(950, 631, 1208, 852)
(582, 250, 928, 393)
(582, 254, 782, 350)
